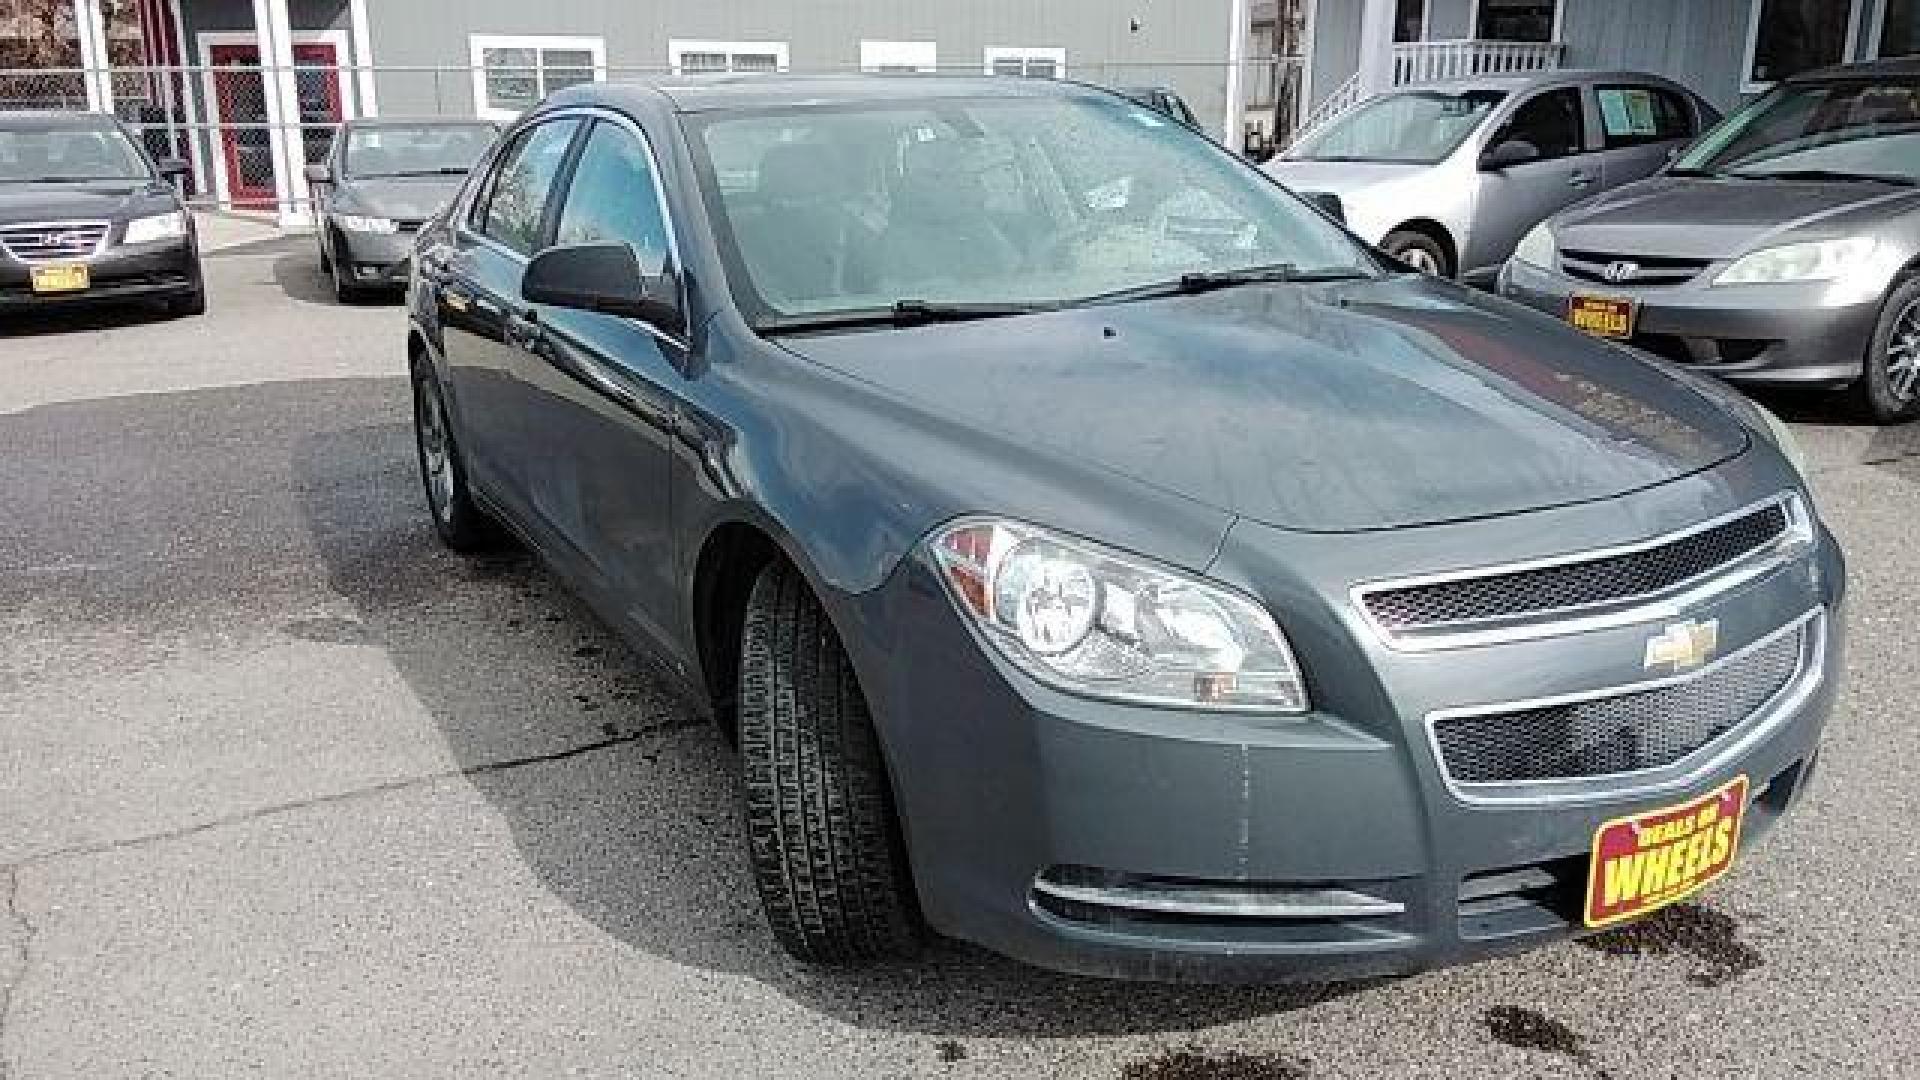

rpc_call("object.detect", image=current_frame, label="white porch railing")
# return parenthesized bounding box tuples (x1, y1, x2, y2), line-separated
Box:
(1292, 39, 1565, 145)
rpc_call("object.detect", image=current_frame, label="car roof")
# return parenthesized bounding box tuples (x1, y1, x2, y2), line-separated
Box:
(1794, 55, 1920, 82)
(558, 73, 1113, 114)
(0, 110, 121, 131)
(1392, 69, 1690, 94)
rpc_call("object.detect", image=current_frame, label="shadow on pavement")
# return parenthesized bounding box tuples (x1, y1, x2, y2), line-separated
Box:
(289, 385, 1357, 1039)
(0, 299, 174, 338)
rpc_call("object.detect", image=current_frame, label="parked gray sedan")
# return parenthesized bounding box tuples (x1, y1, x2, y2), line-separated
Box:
(307, 117, 497, 301)
(1501, 58, 1920, 423)
(1270, 72, 1717, 284)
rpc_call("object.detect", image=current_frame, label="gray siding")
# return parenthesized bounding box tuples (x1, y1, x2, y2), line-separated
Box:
(1308, 0, 1361, 107)
(1425, 0, 1474, 40)
(357, 0, 1238, 129)
(1556, 0, 1755, 112)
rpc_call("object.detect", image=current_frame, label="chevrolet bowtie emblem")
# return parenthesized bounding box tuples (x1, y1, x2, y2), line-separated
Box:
(1644, 619, 1720, 673)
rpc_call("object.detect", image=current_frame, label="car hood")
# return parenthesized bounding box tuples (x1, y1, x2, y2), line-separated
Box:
(336, 176, 466, 222)
(776, 276, 1750, 534)
(1551, 174, 1920, 258)
(0, 181, 170, 225)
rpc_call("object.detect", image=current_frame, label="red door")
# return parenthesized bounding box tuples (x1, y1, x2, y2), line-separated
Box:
(209, 41, 343, 208)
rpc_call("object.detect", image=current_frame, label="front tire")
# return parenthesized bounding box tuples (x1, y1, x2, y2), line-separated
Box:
(330, 232, 363, 304)
(1852, 276, 1920, 424)
(165, 283, 205, 318)
(411, 361, 501, 551)
(739, 560, 921, 965)
(1382, 229, 1452, 277)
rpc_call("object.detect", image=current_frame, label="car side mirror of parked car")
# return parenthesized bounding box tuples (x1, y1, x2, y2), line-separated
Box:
(523, 242, 683, 335)
(156, 157, 190, 179)
(1299, 190, 1346, 225)
(1479, 139, 1541, 171)
(304, 163, 332, 185)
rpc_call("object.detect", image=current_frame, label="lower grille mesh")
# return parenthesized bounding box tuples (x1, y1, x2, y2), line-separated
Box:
(1433, 626, 1805, 786)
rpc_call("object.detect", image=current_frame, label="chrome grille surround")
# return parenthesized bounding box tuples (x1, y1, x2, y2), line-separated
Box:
(1425, 608, 1826, 806)
(1559, 248, 1713, 287)
(1352, 493, 1814, 652)
(0, 220, 110, 264)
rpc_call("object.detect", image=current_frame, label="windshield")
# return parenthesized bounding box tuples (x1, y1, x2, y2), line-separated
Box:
(1289, 89, 1506, 163)
(0, 126, 150, 183)
(344, 124, 495, 178)
(687, 95, 1376, 322)
(1677, 78, 1920, 180)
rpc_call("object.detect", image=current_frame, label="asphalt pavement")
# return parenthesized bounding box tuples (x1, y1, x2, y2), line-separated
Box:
(2, 239, 1917, 1079)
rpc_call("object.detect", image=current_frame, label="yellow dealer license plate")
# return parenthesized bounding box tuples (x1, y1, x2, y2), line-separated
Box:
(1585, 775, 1748, 929)
(29, 263, 90, 294)
(1568, 294, 1635, 339)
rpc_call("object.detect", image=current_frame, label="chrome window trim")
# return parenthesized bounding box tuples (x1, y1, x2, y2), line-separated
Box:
(454, 106, 691, 353)
(0, 219, 112, 263)
(1350, 492, 1812, 652)
(1423, 607, 1825, 807)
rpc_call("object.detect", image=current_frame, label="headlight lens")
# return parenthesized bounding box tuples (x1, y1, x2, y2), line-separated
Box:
(1715, 236, 1877, 285)
(1755, 401, 1810, 480)
(121, 211, 186, 246)
(930, 519, 1308, 713)
(336, 214, 399, 234)
(1513, 220, 1555, 269)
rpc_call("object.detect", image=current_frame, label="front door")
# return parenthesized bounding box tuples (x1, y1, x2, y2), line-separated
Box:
(207, 41, 343, 207)
(1469, 86, 1603, 275)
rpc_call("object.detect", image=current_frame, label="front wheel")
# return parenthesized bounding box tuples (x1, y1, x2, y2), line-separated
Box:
(330, 233, 363, 304)
(1853, 276, 1920, 424)
(411, 363, 501, 551)
(739, 560, 921, 965)
(1382, 229, 1452, 278)
(165, 283, 205, 318)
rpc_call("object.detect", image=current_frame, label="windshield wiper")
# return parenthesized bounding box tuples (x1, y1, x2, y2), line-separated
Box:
(1180, 264, 1375, 290)
(1728, 168, 1917, 187)
(755, 300, 1052, 335)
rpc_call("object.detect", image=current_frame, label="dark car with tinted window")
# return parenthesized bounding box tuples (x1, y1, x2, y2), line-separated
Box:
(307, 117, 497, 301)
(406, 77, 1844, 982)
(0, 111, 201, 316)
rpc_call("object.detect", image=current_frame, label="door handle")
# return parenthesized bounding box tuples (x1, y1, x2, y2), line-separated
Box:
(505, 309, 543, 349)
(1569, 171, 1596, 188)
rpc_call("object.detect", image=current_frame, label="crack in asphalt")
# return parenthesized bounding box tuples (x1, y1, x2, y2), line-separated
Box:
(2, 717, 699, 874)
(0, 864, 32, 1080)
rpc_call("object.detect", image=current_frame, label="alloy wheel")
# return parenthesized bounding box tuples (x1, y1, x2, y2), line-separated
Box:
(1888, 297, 1920, 403)
(416, 382, 455, 521)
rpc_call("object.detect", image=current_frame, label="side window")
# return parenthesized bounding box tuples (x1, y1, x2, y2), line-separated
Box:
(1496, 88, 1586, 160)
(1596, 86, 1697, 148)
(554, 120, 671, 272)
(476, 118, 581, 256)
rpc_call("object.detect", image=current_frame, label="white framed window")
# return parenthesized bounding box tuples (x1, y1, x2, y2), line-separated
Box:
(984, 47, 1067, 79)
(469, 34, 606, 123)
(669, 39, 790, 75)
(1741, 0, 1863, 92)
(860, 40, 938, 73)
(1469, 0, 1563, 42)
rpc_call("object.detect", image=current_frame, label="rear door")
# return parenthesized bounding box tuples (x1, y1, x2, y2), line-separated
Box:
(1595, 83, 1704, 188)
(437, 115, 585, 518)
(518, 115, 685, 651)
(1469, 86, 1602, 272)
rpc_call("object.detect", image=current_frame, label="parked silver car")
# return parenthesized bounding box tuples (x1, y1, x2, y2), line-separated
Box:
(1268, 72, 1719, 284)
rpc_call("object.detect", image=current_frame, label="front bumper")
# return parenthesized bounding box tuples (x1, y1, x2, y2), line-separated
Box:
(847, 460, 1844, 982)
(1499, 258, 1879, 386)
(0, 239, 199, 308)
(332, 225, 416, 286)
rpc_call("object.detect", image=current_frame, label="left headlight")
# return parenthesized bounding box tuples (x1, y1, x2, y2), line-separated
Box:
(929, 518, 1309, 714)
(1513, 220, 1556, 270)
(336, 214, 399, 235)
(1715, 236, 1877, 285)
(121, 211, 187, 246)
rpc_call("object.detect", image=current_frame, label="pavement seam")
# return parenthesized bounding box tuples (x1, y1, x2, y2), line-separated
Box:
(2, 717, 700, 874)
(0, 863, 33, 1080)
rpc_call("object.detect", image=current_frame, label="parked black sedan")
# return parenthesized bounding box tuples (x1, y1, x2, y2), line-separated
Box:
(0, 111, 202, 316)
(307, 117, 497, 302)
(407, 77, 1842, 982)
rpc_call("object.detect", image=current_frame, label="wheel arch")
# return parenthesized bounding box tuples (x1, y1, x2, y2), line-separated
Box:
(1384, 218, 1458, 276)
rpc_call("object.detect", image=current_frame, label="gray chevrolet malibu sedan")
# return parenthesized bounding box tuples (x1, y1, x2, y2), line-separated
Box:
(1502, 58, 1920, 423)
(407, 76, 1844, 982)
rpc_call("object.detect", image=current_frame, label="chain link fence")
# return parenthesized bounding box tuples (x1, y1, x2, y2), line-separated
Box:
(1, 58, 1307, 218)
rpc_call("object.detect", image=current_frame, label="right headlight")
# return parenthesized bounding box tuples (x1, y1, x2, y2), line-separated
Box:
(929, 518, 1308, 714)
(1513, 220, 1556, 270)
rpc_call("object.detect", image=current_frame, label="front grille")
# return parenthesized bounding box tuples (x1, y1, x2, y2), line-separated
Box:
(1561, 249, 1713, 287)
(1432, 623, 1806, 787)
(0, 221, 109, 263)
(1362, 501, 1792, 632)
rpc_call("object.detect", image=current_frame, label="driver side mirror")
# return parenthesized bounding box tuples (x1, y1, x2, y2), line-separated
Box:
(304, 163, 333, 185)
(1299, 190, 1346, 226)
(523, 242, 683, 335)
(1479, 139, 1541, 171)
